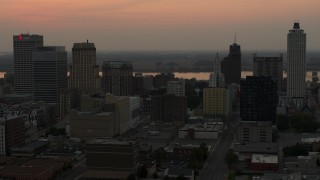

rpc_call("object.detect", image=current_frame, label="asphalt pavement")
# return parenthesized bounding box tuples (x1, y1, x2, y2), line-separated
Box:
(199, 113, 239, 180)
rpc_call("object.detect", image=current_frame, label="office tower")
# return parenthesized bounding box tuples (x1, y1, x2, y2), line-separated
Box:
(153, 73, 175, 88)
(69, 41, 98, 92)
(0, 114, 25, 156)
(13, 34, 43, 95)
(86, 138, 139, 179)
(151, 95, 187, 124)
(253, 54, 283, 93)
(287, 22, 306, 106)
(209, 54, 225, 87)
(133, 73, 144, 95)
(221, 40, 241, 85)
(102, 61, 133, 96)
(167, 79, 185, 96)
(203, 88, 230, 119)
(240, 76, 277, 123)
(33, 46, 67, 103)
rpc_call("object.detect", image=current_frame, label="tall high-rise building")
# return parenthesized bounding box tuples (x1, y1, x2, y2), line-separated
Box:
(240, 76, 277, 123)
(203, 87, 230, 119)
(33, 46, 67, 103)
(209, 54, 225, 87)
(287, 22, 306, 106)
(13, 34, 43, 95)
(221, 40, 241, 85)
(102, 61, 133, 96)
(69, 41, 98, 92)
(253, 54, 283, 93)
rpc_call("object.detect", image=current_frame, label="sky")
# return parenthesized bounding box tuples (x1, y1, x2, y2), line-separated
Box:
(0, 0, 319, 52)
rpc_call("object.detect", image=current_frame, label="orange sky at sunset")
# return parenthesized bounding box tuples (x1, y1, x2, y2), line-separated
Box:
(0, 0, 319, 51)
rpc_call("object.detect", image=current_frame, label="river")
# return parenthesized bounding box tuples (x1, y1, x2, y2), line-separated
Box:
(0, 71, 317, 81)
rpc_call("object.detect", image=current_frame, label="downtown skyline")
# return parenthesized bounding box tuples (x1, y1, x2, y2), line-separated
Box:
(0, 0, 319, 52)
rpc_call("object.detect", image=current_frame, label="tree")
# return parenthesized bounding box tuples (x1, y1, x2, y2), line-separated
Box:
(225, 149, 239, 169)
(152, 172, 159, 179)
(188, 156, 199, 170)
(152, 148, 166, 164)
(139, 165, 148, 178)
(200, 142, 208, 160)
(290, 112, 320, 132)
(176, 175, 186, 180)
(283, 144, 310, 157)
(163, 175, 169, 180)
(126, 174, 136, 180)
(191, 148, 204, 162)
(277, 114, 289, 131)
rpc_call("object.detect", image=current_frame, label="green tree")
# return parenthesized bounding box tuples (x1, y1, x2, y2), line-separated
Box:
(277, 114, 289, 131)
(152, 172, 159, 179)
(225, 149, 239, 169)
(283, 144, 310, 157)
(152, 148, 166, 164)
(139, 165, 148, 178)
(188, 156, 199, 170)
(200, 142, 208, 160)
(126, 174, 136, 180)
(290, 112, 320, 132)
(176, 175, 186, 180)
(194, 148, 205, 161)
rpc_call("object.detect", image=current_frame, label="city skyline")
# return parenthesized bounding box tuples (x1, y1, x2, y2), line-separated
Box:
(0, 0, 319, 52)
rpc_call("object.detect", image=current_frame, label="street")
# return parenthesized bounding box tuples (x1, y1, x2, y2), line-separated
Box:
(199, 113, 239, 180)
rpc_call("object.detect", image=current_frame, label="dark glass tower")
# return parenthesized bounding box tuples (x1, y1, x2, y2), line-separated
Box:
(13, 34, 43, 95)
(33, 46, 67, 103)
(221, 42, 241, 85)
(102, 61, 133, 96)
(240, 76, 277, 123)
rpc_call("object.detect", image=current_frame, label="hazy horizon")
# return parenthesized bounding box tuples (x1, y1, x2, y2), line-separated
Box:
(1, 0, 320, 52)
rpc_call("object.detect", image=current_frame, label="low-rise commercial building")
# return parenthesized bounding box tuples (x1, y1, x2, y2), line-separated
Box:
(164, 167, 194, 180)
(0, 158, 63, 179)
(86, 138, 139, 179)
(70, 110, 117, 141)
(10, 141, 49, 157)
(179, 122, 223, 139)
(0, 114, 25, 156)
(250, 154, 278, 171)
(237, 121, 273, 144)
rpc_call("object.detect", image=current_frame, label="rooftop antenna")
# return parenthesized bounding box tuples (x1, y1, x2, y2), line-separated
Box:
(87, 39, 89, 43)
(234, 33, 237, 44)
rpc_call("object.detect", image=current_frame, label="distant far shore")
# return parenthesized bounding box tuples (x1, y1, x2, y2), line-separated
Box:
(1, 71, 319, 81)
